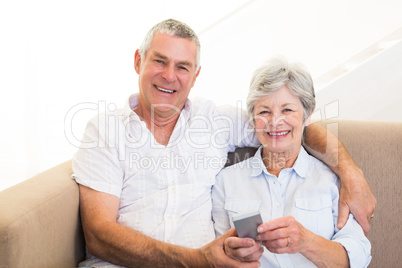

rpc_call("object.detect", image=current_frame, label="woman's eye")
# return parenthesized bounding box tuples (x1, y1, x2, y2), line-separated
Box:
(259, 111, 270, 115)
(283, 109, 293, 112)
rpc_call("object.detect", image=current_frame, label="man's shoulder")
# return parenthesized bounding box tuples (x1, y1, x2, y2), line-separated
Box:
(84, 107, 129, 128)
(189, 96, 240, 116)
(189, 96, 216, 113)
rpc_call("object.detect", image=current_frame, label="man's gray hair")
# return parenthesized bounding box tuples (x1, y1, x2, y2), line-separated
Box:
(139, 19, 201, 72)
(246, 56, 316, 126)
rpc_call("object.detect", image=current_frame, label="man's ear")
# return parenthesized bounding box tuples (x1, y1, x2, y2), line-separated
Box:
(134, 49, 141, 74)
(195, 66, 201, 78)
(190, 66, 201, 89)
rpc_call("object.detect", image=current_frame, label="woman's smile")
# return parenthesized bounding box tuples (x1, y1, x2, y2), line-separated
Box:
(267, 130, 291, 138)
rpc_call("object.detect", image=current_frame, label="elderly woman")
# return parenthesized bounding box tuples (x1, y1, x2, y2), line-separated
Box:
(212, 56, 371, 267)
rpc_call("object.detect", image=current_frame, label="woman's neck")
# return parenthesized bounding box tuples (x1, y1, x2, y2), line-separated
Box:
(261, 147, 300, 177)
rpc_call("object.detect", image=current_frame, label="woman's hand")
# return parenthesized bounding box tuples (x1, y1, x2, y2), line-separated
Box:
(256, 216, 351, 267)
(256, 216, 315, 254)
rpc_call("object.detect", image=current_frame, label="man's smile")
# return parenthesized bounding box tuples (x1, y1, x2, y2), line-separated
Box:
(155, 85, 176, 93)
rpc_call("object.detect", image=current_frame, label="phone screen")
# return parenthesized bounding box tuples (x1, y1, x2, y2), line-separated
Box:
(232, 210, 263, 240)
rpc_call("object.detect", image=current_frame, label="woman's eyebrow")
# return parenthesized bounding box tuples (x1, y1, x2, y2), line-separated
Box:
(281, 103, 294, 107)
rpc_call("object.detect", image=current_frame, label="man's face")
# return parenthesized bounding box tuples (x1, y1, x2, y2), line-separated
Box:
(134, 33, 200, 118)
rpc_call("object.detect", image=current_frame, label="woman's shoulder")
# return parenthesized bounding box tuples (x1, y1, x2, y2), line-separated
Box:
(305, 153, 338, 181)
(217, 156, 257, 179)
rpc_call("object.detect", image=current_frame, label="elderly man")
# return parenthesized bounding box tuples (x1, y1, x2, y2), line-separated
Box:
(73, 19, 375, 267)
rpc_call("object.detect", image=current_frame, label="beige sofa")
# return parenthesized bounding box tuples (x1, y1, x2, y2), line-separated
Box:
(0, 120, 401, 267)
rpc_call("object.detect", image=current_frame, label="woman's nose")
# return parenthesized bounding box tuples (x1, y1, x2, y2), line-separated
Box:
(270, 114, 284, 126)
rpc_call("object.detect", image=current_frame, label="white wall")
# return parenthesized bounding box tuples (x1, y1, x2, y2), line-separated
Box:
(1, 0, 402, 190)
(314, 28, 402, 122)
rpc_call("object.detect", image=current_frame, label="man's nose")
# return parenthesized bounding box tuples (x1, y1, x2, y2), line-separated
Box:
(162, 64, 175, 82)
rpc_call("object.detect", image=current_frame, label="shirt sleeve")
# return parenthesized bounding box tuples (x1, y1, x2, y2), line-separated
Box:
(304, 157, 371, 267)
(213, 103, 260, 151)
(72, 114, 124, 198)
(326, 166, 372, 267)
(211, 170, 232, 238)
(332, 214, 372, 267)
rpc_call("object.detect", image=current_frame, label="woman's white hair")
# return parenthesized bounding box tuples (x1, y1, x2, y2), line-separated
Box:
(246, 56, 316, 126)
(139, 19, 201, 72)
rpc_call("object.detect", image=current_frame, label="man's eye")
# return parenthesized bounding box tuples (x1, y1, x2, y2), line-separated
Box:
(283, 109, 293, 112)
(155, 60, 164, 64)
(178, 66, 189, 71)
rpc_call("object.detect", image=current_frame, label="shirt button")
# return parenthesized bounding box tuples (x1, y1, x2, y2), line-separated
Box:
(276, 202, 281, 207)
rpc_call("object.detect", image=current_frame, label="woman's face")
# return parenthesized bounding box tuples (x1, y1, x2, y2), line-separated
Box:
(253, 85, 311, 155)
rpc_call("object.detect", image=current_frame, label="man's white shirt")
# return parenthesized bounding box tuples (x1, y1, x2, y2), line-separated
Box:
(72, 94, 257, 266)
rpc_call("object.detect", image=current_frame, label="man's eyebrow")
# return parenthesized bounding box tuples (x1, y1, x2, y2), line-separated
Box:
(178, 60, 193, 67)
(153, 51, 193, 67)
(153, 51, 168, 60)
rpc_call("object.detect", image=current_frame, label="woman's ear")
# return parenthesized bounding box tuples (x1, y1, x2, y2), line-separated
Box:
(304, 111, 312, 127)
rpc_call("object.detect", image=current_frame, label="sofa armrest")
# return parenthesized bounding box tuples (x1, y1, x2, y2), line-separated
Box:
(0, 160, 85, 267)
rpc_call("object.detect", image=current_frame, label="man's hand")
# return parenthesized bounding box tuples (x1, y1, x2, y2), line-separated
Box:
(224, 232, 264, 263)
(200, 228, 261, 268)
(337, 166, 376, 235)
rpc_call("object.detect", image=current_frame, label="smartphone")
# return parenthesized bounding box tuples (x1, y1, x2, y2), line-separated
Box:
(232, 210, 263, 240)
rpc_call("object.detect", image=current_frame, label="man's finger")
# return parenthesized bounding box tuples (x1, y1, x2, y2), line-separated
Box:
(357, 213, 371, 235)
(349, 200, 374, 235)
(220, 227, 237, 240)
(224, 237, 263, 263)
(337, 202, 349, 229)
(225, 237, 256, 250)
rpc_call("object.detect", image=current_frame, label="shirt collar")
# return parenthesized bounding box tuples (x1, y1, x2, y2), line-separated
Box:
(292, 146, 309, 178)
(122, 93, 193, 120)
(250, 146, 267, 177)
(250, 145, 310, 178)
(122, 93, 139, 120)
